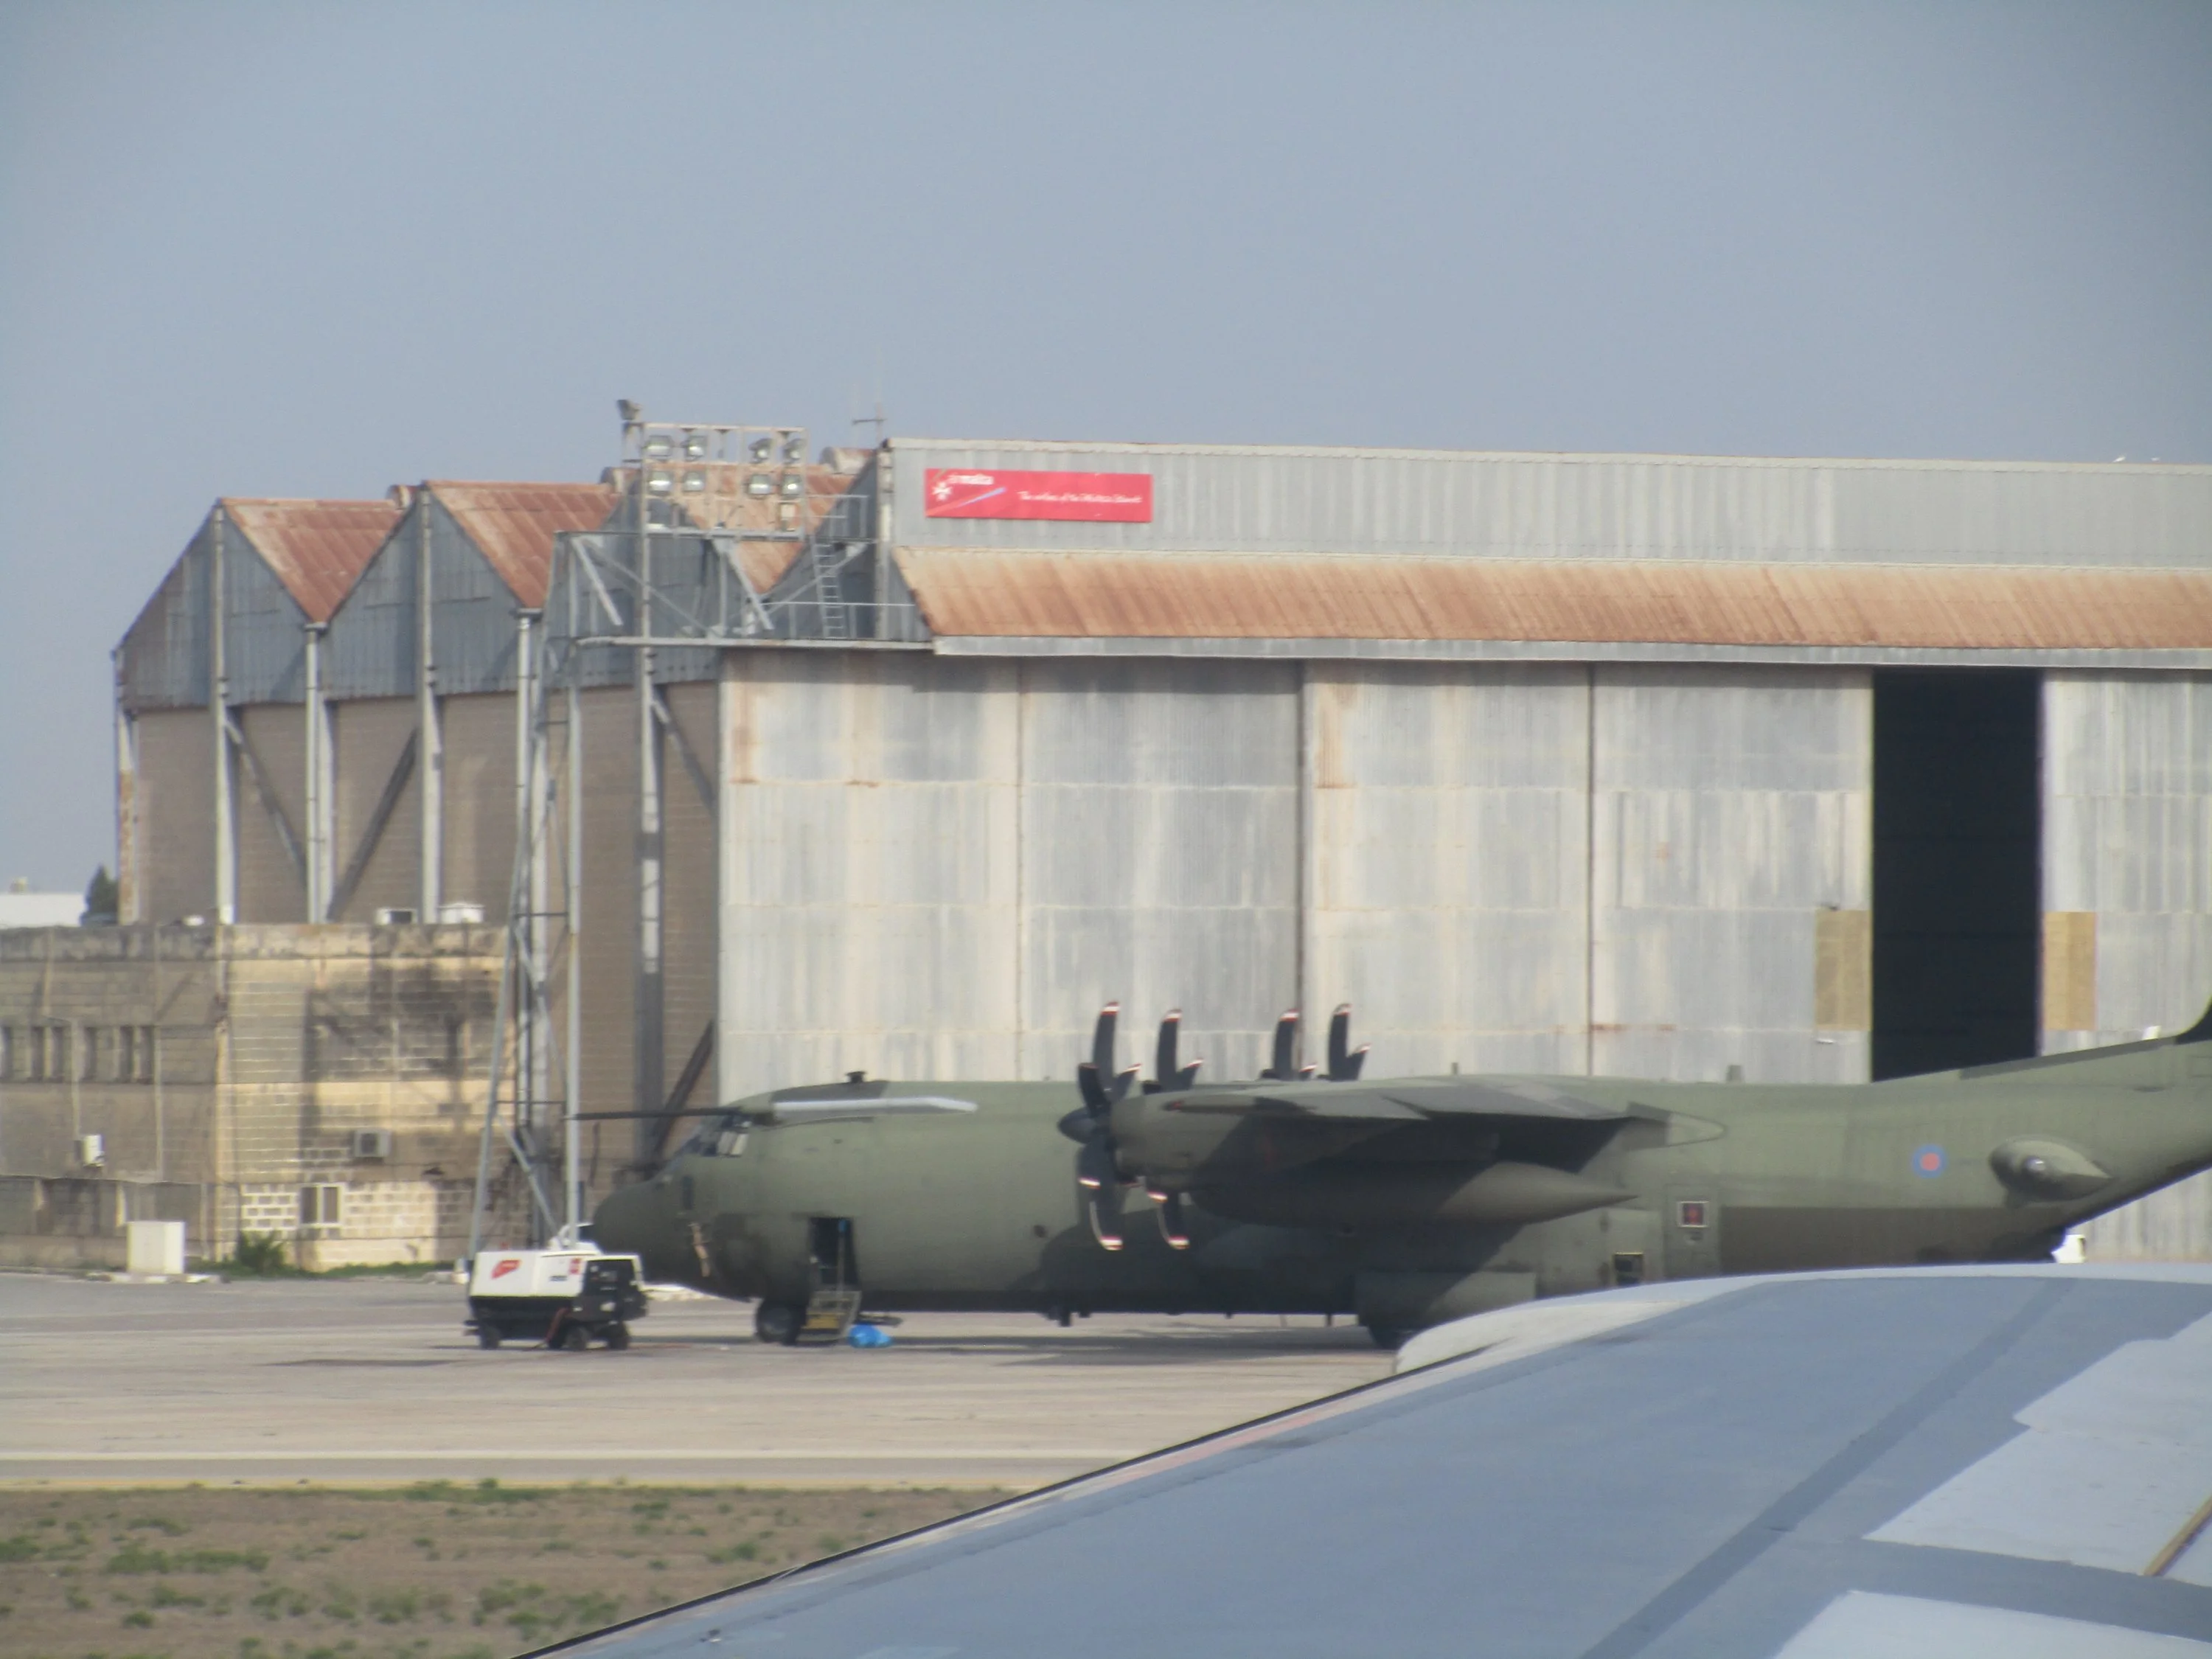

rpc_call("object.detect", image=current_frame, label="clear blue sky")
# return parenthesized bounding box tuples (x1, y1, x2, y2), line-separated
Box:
(2, 1, 2208, 891)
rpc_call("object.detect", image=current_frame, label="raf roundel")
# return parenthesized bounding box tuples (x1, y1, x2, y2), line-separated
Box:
(1912, 1144, 1948, 1178)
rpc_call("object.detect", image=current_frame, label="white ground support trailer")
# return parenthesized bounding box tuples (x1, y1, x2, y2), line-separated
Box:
(465, 1250, 647, 1350)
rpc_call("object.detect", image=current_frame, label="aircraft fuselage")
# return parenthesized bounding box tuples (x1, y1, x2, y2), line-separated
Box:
(594, 1029, 2212, 1338)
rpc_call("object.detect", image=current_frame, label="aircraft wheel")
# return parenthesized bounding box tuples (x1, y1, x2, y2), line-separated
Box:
(1363, 1323, 1405, 1352)
(475, 1326, 501, 1350)
(563, 1321, 591, 1351)
(606, 1324, 631, 1351)
(754, 1302, 802, 1346)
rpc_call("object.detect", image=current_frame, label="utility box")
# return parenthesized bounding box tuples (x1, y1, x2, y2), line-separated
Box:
(126, 1220, 186, 1276)
(465, 1249, 647, 1350)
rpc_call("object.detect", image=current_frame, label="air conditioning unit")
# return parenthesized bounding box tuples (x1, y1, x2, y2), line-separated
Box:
(437, 901, 484, 925)
(350, 1129, 393, 1161)
(74, 1134, 106, 1169)
(374, 906, 416, 925)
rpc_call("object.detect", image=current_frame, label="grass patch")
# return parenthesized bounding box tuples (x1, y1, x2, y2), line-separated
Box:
(5, 1484, 1003, 1659)
(105, 1543, 268, 1574)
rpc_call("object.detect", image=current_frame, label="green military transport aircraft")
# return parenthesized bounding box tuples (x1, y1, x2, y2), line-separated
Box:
(594, 1001, 2212, 1346)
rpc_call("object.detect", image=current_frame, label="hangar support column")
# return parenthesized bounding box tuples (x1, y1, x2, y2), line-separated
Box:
(302, 622, 332, 920)
(114, 651, 141, 924)
(633, 490, 664, 1157)
(416, 503, 444, 921)
(210, 512, 236, 925)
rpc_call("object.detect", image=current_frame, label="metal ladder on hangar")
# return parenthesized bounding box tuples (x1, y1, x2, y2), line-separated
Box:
(810, 541, 854, 640)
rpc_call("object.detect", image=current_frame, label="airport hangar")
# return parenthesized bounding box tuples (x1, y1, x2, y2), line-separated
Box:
(46, 431, 2212, 1267)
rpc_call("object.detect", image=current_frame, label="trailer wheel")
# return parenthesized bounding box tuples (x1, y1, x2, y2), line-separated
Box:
(476, 1326, 501, 1350)
(754, 1302, 801, 1346)
(606, 1324, 631, 1351)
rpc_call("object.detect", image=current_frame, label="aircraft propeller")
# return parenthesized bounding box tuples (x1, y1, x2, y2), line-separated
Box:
(1145, 1008, 1205, 1094)
(1074, 1003, 1141, 1251)
(1069, 1001, 1370, 1251)
(1326, 1004, 1370, 1081)
(1256, 1004, 1368, 1082)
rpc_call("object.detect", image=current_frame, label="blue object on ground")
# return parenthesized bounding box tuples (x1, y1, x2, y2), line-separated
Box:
(846, 1322, 892, 1349)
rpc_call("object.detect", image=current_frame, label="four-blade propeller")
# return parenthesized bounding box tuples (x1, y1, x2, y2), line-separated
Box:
(1068, 1000, 1368, 1251)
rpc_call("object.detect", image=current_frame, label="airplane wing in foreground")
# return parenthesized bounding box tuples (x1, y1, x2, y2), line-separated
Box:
(542, 1263, 2212, 1659)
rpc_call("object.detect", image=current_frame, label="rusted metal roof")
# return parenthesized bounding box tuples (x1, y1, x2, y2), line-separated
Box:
(897, 551, 2212, 651)
(219, 498, 400, 623)
(426, 481, 620, 608)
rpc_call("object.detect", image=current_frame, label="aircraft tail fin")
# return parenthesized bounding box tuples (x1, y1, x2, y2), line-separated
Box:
(2175, 998, 2212, 1046)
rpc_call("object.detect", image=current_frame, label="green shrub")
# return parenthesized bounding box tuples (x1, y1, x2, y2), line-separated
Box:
(230, 1233, 289, 1276)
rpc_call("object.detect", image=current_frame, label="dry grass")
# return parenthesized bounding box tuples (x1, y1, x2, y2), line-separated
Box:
(0, 1482, 1005, 1659)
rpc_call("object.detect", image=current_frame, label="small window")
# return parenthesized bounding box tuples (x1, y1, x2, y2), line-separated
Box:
(1675, 1200, 1711, 1231)
(299, 1184, 343, 1232)
(136, 1027, 157, 1083)
(55, 1026, 74, 1082)
(0, 1026, 12, 1079)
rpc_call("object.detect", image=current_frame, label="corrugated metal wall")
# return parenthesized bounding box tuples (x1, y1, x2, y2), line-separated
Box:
(320, 491, 526, 703)
(1019, 658, 1302, 1083)
(2047, 672, 2212, 1259)
(2044, 672, 2212, 1046)
(573, 686, 639, 1135)
(714, 655, 1872, 1100)
(1593, 667, 1871, 1084)
(891, 442, 2212, 571)
(1304, 664, 1590, 1076)
(119, 509, 314, 714)
(660, 681, 720, 1117)
(717, 653, 1021, 1096)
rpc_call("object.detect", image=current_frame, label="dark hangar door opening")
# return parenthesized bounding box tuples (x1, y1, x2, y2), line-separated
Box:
(1871, 671, 2041, 1081)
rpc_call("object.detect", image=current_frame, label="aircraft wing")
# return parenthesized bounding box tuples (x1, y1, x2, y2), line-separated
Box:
(1169, 1076, 1635, 1122)
(539, 1265, 2212, 1659)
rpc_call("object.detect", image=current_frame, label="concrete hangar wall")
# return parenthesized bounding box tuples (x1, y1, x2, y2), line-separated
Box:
(714, 439, 2212, 1257)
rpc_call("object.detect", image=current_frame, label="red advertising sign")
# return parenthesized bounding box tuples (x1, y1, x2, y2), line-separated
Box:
(924, 467, 1153, 523)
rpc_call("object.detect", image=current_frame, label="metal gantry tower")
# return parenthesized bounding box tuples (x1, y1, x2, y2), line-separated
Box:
(466, 406, 917, 1256)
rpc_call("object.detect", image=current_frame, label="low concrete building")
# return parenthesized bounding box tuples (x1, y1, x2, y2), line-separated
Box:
(0, 922, 509, 1269)
(0, 885, 86, 929)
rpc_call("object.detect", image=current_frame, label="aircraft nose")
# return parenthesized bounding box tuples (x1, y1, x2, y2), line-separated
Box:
(591, 1181, 661, 1256)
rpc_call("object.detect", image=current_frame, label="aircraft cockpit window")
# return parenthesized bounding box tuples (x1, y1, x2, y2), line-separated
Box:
(671, 1113, 747, 1160)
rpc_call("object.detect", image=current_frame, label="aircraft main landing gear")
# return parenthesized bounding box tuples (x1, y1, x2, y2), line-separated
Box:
(754, 1301, 802, 1346)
